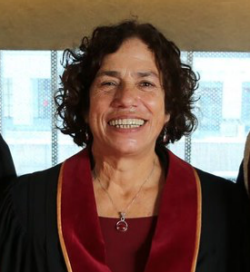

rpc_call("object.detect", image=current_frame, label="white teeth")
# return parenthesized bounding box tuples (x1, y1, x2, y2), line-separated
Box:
(109, 119, 145, 128)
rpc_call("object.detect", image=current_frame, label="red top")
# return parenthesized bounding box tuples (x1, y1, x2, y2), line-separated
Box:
(99, 216, 158, 272)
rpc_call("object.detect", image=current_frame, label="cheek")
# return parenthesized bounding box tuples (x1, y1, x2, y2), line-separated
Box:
(89, 86, 114, 109)
(89, 100, 109, 119)
(146, 93, 165, 112)
(148, 95, 167, 126)
(88, 98, 110, 130)
(89, 93, 104, 115)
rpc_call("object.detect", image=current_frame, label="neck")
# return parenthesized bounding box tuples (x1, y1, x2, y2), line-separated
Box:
(91, 145, 160, 190)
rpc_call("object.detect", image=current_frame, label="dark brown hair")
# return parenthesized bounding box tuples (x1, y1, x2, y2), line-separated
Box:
(55, 20, 199, 146)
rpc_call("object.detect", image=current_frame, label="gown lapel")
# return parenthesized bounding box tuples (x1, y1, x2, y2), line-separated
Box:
(57, 148, 201, 272)
(144, 150, 201, 272)
(57, 148, 111, 272)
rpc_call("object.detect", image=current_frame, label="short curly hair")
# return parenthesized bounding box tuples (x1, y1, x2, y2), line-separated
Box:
(55, 20, 199, 147)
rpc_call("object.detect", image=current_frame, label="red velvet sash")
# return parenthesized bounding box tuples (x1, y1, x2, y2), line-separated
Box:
(57, 148, 201, 272)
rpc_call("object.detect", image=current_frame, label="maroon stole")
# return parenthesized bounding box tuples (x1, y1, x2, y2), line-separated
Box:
(57, 148, 202, 272)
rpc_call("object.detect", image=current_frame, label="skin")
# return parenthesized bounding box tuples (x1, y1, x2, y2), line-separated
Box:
(87, 38, 170, 218)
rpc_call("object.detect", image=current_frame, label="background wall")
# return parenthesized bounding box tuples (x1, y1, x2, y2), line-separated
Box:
(0, 0, 249, 51)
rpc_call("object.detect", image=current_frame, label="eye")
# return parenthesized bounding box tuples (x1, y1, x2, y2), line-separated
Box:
(98, 80, 119, 92)
(100, 81, 117, 86)
(139, 81, 155, 88)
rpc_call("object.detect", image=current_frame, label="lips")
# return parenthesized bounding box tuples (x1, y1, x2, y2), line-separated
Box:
(108, 118, 146, 129)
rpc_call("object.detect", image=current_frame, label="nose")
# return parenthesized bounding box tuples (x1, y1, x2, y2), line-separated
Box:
(111, 83, 138, 109)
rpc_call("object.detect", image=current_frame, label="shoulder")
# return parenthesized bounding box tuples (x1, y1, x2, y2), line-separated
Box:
(195, 170, 250, 271)
(165, 146, 237, 190)
(196, 167, 243, 199)
(196, 168, 234, 187)
(0, 164, 61, 233)
(12, 164, 61, 206)
(195, 168, 249, 222)
(0, 134, 16, 184)
(0, 164, 65, 271)
(11, 164, 61, 199)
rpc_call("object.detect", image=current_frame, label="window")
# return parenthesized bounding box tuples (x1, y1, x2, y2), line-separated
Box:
(2, 78, 13, 118)
(242, 82, 250, 133)
(0, 51, 249, 179)
(170, 52, 250, 180)
(196, 81, 223, 135)
(32, 78, 51, 119)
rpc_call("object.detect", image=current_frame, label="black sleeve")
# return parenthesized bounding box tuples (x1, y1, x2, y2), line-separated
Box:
(0, 165, 66, 272)
(0, 134, 16, 192)
(237, 176, 250, 272)
(236, 161, 244, 186)
(196, 169, 250, 272)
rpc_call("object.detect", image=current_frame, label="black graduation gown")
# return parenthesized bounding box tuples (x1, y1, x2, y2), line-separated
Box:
(0, 134, 16, 191)
(0, 148, 250, 272)
(0, 134, 16, 179)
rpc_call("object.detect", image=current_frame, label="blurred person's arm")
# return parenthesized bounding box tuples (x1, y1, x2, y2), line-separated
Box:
(237, 132, 250, 196)
(0, 134, 16, 192)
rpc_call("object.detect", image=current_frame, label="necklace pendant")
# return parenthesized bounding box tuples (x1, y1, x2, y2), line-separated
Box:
(116, 212, 128, 232)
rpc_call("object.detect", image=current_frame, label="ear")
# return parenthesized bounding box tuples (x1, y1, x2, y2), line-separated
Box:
(164, 113, 170, 124)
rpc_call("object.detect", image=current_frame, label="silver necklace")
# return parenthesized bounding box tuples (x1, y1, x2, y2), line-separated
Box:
(94, 162, 155, 232)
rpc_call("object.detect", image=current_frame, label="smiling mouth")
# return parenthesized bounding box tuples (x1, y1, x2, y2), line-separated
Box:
(108, 118, 146, 129)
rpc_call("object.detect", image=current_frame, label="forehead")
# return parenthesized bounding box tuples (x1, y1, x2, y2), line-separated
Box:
(99, 38, 158, 71)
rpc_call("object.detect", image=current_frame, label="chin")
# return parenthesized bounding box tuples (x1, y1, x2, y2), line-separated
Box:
(113, 145, 139, 155)
(110, 141, 152, 157)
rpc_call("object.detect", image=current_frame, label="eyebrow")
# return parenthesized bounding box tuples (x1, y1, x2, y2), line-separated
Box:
(96, 70, 160, 79)
(137, 71, 159, 78)
(96, 70, 120, 78)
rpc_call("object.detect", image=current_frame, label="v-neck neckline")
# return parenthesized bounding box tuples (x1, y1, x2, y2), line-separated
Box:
(57, 147, 201, 272)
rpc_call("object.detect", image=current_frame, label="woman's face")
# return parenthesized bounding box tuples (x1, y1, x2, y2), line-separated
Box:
(87, 38, 170, 157)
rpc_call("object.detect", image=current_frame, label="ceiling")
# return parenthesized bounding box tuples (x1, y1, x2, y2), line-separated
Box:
(1, 0, 249, 51)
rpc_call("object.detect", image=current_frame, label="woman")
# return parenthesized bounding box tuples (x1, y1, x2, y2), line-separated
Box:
(0, 20, 249, 272)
